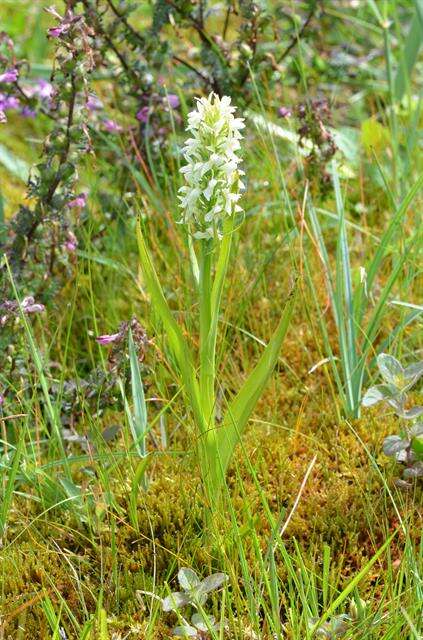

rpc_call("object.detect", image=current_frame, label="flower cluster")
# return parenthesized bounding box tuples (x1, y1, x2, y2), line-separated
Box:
(0, 296, 45, 326)
(0, 79, 53, 122)
(178, 93, 245, 239)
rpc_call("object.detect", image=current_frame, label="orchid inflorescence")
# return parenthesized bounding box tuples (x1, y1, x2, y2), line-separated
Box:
(178, 93, 245, 240)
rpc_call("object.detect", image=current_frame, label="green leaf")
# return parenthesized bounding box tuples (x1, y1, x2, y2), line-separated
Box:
(197, 573, 228, 596)
(0, 435, 25, 538)
(410, 423, 423, 437)
(383, 435, 408, 457)
(362, 383, 399, 407)
(178, 568, 200, 591)
(376, 354, 404, 386)
(366, 175, 423, 291)
(404, 361, 423, 383)
(0, 186, 4, 226)
(58, 477, 88, 520)
(361, 118, 389, 154)
(172, 624, 198, 637)
(411, 436, 423, 459)
(214, 284, 297, 486)
(398, 406, 423, 420)
(98, 608, 109, 640)
(129, 456, 151, 530)
(0, 143, 30, 182)
(128, 329, 148, 457)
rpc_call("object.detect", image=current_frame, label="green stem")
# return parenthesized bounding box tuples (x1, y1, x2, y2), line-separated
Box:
(199, 238, 214, 426)
(201, 221, 235, 503)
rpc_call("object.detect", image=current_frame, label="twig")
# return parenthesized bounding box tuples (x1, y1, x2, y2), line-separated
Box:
(105, 0, 145, 47)
(222, 1, 232, 40)
(277, 0, 318, 64)
(172, 54, 212, 86)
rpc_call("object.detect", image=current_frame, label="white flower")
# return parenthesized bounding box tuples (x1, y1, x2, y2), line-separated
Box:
(178, 93, 245, 239)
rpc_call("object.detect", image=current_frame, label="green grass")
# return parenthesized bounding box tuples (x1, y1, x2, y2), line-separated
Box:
(0, 0, 422, 638)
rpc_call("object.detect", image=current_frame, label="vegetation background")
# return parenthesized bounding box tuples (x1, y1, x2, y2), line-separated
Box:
(0, 0, 421, 638)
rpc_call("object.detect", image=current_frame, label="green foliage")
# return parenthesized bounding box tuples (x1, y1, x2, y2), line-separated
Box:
(0, 1, 422, 638)
(306, 166, 422, 418)
(137, 219, 295, 504)
(362, 353, 423, 484)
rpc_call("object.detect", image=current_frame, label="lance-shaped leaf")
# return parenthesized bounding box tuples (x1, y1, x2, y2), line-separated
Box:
(162, 591, 193, 612)
(403, 462, 423, 479)
(403, 361, 423, 389)
(410, 422, 423, 438)
(214, 284, 296, 488)
(196, 573, 228, 598)
(128, 329, 148, 457)
(136, 222, 205, 433)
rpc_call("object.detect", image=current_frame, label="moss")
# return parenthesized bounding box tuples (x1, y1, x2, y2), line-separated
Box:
(2, 397, 421, 638)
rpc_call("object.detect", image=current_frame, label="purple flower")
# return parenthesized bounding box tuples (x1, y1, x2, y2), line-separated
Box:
(0, 94, 20, 110)
(0, 69, 18, 84)
(87, 94, 103, 111)
(24, 79, 53, 101)
(64, 231, 78, 252)
(48, 25, 67, 38)
(21, 106, 37, 118)
(36, 79, 53, 99)
(0, 394, 4, 406)
(166, 93, 180, 109)
(96, 333, 121, 345)
(136, 106, 150, 123)
(21, 296, 45, 314)
(278, 107, 292, 118)
(68, 193, 87, 208)
(103, 118, 123, 133)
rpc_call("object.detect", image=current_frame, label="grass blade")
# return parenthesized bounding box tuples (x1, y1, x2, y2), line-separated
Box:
(309, 531, 397, 635)
(0, 435, 24, 540)
(394, 2, 423, 101)
(136, 221, 205, 433)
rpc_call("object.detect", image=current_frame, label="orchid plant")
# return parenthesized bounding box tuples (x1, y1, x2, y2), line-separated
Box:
(137, 93, 295, 505)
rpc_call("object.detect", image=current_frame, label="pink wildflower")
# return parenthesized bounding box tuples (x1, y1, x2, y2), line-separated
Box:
(166, 94, 180, 109)
(136, 106, 149, 123)
(0, 69, 18, 83)
(96, 333, 121, 345)
(103, 119, 122, 133)
(68, 193, 87, 208)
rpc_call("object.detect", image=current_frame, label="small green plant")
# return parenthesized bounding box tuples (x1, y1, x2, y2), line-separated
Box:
(308, 598, 367, 639)
(138, 568, 228, 638)
(164, 569, 228, 639)
(362, 353, 423, 484)
(137, 94, 295, 505)
(161, 568, 228, 612)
